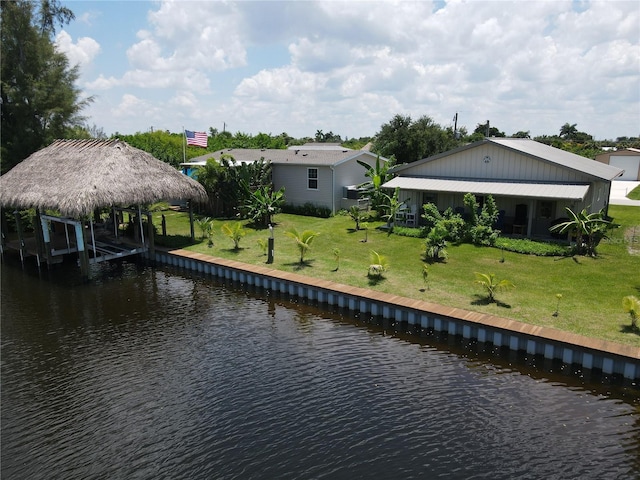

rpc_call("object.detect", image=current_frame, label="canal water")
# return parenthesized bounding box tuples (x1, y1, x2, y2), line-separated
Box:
(1, 258, 639, 479)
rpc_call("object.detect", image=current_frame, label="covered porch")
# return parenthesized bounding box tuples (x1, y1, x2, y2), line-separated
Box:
(383, 177, 590, 238)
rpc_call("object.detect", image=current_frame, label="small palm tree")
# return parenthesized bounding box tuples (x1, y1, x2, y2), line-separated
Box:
(622, 295, 640, 329)
(368, 250, 389, 278)
(333, 248, 341, 271)
(381, 187, 408, 232)
(421, 264, 430, 290)
(221, 222, 245, 250)
(348, 205, 365, 230)
(285, 227, 320, 263)
(195, 216, 213, 240)
(474, 272, 515, 303)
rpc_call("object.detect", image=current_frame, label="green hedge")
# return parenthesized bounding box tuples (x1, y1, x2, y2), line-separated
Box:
(494, 237, 570, 256)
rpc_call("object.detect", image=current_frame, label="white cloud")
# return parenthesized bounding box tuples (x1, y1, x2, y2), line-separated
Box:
(55, 31, 100, 68)
(75, 0, 639, 139)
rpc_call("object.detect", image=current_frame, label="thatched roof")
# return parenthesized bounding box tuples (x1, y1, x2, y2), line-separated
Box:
(0, 139, 208, 217)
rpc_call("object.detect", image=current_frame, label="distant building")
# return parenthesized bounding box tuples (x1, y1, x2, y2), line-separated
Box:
(595, 148, 640, 181)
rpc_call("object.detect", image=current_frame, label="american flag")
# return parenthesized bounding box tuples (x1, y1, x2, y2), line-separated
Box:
(185, 130, 208, 148)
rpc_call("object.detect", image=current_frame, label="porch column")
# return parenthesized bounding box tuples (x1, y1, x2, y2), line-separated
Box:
(526, 200, 534, 238)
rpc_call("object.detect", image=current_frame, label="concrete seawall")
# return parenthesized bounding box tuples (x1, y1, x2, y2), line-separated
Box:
(154, 249, 640, 383)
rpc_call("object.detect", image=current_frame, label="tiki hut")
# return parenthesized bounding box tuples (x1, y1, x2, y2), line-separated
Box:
(0, 138, 207, 216)
(0, 139, 208, 277)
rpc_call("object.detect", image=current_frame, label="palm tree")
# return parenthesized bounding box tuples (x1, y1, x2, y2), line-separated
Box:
(368, 250, 389, 278)
(549, 207, 615, 256)
(285, 227, 320, 263)
(221, 222, 245, 249)
(474, 272, 515, 303)
(559, 122, 578, 140)
(244, 186, 285, 227)
(348, 205, 365, 230)
(195, 216, 213, 241)
(357, 155, 394, 212)
(380, 187, 408, 231)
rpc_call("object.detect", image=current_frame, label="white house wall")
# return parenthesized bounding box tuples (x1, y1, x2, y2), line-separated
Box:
(333, 154, 379, 212)
(272, 164, 333, 210)
(407, 144, 593, 183)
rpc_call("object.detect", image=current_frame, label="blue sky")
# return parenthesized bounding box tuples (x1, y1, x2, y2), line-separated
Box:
(56, 0, 640, 140)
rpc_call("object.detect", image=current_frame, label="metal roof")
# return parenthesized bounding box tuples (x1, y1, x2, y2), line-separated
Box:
(392, 138, 624, 181)
(382, 177, 590, 200)
(187, 148, 383, 167)
(487, 138, 623, 180)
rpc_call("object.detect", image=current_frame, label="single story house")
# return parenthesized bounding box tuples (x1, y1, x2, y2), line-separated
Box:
(595, 148, 640, 181)
(182, 148, 388, 214)
(382, 138, 624, 238)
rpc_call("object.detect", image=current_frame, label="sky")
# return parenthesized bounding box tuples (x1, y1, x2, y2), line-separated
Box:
(55, 0, 640, 141)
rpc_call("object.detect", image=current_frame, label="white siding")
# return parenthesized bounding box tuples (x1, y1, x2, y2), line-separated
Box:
(273, 164, 333, 210)
(407, 144, 593, 183)
(333, 154, 378, 212)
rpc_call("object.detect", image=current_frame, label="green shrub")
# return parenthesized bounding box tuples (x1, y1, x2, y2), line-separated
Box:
(494, 237, 570, 256)
(393, 226, 427, 238)
(281, 202, 332, 218)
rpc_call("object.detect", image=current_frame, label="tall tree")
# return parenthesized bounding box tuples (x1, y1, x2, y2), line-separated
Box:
(372, 114, 458, 164)
(1, 0, 90, 173)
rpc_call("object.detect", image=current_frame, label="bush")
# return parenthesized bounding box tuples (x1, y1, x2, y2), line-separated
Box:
(281, 202, 332, 218)
(393, 226, 427, 238)
(494, 237, 570, 256)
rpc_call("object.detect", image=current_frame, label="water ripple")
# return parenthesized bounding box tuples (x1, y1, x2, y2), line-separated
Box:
(1, 263, 639, 479)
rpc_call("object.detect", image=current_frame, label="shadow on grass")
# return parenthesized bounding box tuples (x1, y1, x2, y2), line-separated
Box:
(620, 325, 640, 335)
(220, 247, 245, 255)
(367, 274, 385, 287)
(156, 234, 198, 249)
(284, 259, 315, 271)
(471, 295, 512, 309)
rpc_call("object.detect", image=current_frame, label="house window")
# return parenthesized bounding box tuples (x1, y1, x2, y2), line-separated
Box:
(308, 168, 318, 190)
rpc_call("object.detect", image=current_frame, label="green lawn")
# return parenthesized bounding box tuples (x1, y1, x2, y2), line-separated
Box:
(628, 184, 640, 201)
(154, 205, 640, 347)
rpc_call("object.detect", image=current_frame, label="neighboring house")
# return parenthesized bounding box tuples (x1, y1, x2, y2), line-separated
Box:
(382, 138, 623, 238)
(182, 148, 388, 214)
(595, 148, 640, 181)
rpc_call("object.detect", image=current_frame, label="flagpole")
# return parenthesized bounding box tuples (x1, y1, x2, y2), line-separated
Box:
(182, 126, 186, 164)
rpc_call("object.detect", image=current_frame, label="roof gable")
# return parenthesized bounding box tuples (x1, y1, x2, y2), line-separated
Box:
(392, 138, 623, 181)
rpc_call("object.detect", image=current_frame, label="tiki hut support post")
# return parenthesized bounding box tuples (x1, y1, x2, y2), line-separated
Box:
(189, 201, 195, 242)
(146, 211, 155, 261)
(1, 209, 8, 254)
(32, 209, 45, 267)
(89, 219, 97, 256)
(74, 221, 90, 279)
(137, 206, 145, 246)
(39, 211, 53, 266)
(14, 210, 26, 264)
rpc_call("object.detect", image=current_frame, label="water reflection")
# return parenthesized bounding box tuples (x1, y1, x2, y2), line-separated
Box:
(1, 258, 639, 479)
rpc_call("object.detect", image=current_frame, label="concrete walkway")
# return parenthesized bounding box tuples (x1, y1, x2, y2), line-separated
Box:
(610, 181, 640, 206)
